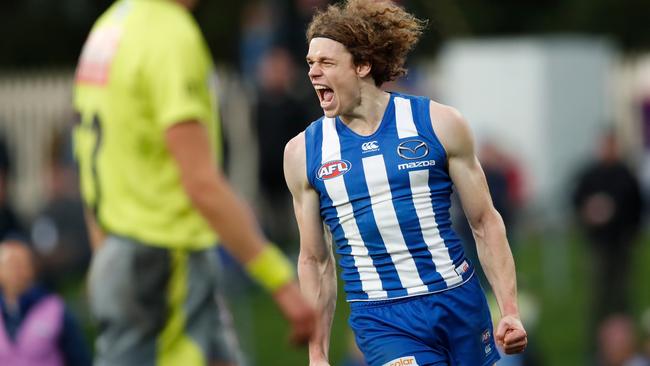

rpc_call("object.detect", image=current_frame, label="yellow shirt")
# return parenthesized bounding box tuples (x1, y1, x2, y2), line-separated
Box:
(73, 0, 220, 249)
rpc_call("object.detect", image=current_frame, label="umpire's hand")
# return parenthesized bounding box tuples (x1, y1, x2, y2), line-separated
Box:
(273, 282, 316, 345)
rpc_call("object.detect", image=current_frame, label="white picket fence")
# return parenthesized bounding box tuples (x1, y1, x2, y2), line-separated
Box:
(0, 70, 75, 219)
(0, 68, 258, 220)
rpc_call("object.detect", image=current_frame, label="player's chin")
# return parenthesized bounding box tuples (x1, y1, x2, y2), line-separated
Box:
(323, 109, 337, 118)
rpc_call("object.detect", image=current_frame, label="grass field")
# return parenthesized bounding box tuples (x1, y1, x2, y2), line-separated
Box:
(63, 229, 649, 365)
(230, 228, 650, 365)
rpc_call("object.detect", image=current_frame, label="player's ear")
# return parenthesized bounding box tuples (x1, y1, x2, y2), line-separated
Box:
(356, 61, 371, 78)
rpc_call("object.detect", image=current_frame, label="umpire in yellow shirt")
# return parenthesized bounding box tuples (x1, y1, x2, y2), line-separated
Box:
(73, 0, 315, 365)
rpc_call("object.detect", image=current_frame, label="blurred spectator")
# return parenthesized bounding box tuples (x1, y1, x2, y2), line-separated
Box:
(253, 46, 320, 247)
(0, 133, 23, 239)
(276, 0, 329, 65)
(0, 238, 91, 366)
(572, 131, 644, 324)
(478, 141, 525, 229)
(640, 97, 650, 213)
(238, 0, 330, 93)
(596, 314, 650, 366)
(30, 129, 91, 287)
(271, 0, 330, 100)
(239, 1, 276, 87)
(455, 140, 525, 285)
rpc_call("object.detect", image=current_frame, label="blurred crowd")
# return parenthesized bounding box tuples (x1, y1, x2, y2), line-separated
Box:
(1, 0, 650, 365)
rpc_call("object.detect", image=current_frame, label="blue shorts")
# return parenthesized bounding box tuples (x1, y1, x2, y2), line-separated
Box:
(349, 274, 500, 366)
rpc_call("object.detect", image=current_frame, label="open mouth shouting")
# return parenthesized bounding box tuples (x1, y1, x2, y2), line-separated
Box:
(314, 84, 335, 110)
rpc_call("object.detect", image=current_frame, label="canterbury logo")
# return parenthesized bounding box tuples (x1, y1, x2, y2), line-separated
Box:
(361, 141, 379, 152)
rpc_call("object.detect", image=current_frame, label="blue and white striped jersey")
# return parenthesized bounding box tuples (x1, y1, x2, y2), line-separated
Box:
(304, 93, 474, 301)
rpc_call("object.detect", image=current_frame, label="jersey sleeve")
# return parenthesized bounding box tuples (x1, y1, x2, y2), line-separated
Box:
(143, 21, 213, 130)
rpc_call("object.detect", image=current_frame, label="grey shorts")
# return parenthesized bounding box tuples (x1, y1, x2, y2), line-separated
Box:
(88, 236, 240, 366)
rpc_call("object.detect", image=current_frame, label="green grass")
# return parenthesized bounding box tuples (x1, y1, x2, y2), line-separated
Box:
(631, 233, 650, 319)
(502, 229, 650, 366)
(227, 278, 353, 365)
(233, 229, 650, 365)
(513, 230, 591, 365)
(63, 230, 650, 365)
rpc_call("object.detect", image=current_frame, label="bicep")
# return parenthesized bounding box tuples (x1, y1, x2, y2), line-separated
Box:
(430, 102, 494, 225)
(284, 134, 329, 258)
(294, 187, 329, 258)
(449, 154, 495, 226)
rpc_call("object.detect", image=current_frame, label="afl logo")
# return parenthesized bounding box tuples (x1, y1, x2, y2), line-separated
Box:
(397, 140, 428, 160)
(317, 160, 352, 180)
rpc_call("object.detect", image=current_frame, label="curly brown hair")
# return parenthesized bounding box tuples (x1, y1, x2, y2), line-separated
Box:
(306, 0, 427, 86)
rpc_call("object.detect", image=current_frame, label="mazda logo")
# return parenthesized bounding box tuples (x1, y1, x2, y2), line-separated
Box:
(397, 140, 428, 160)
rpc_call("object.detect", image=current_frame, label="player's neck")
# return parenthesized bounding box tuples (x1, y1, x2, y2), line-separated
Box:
(339, 86, 390, 137)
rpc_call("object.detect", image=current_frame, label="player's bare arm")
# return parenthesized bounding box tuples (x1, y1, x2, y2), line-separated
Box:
(284, 132, 337, 365)
(166, 121, 315, 345)
(430, 102, 528, 354)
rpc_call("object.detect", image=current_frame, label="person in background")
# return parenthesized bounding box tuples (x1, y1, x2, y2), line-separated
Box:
(254, 46, 320, 248)
(31, 129, 91, 286)
(0, 133, 23, 239)
(73, 0, 315, 365)
(284, 1, 526, 365)
(596, 314, 650, 366)
(239, 1, 275, 88)
(0, 237, 91, 366)
(573, 131, 644, 325)
(455, 140, 524, 287)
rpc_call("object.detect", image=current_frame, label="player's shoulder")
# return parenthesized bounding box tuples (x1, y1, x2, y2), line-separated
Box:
(284, 131, 308, 191)
(285, 116, 324, 165)
(285, 131, 306, 161)
(427, 100, 474, 157)
(428, 100, 465, 125)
